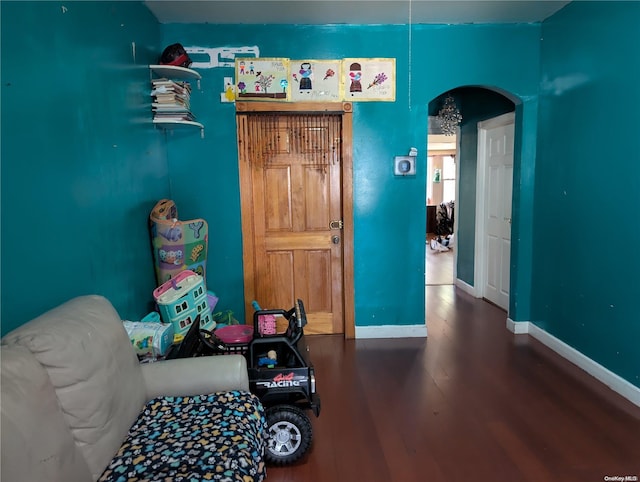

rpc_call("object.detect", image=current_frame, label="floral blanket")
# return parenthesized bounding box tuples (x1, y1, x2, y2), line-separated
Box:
(99, 391, 267, 482)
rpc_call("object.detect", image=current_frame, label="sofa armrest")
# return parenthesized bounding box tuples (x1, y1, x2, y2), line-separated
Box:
(141, 355, 249, 400)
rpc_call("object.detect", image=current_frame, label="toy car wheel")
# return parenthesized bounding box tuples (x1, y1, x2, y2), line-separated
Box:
(265, 405, 313, 465)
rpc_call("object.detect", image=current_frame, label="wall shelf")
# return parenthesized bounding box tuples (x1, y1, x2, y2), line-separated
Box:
(150, 65, 203, 137)
(149, 65, 202, 88)
(152, 119, 205, 138)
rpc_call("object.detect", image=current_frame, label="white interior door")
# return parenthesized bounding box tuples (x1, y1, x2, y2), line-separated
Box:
(476, 113, 514, 311)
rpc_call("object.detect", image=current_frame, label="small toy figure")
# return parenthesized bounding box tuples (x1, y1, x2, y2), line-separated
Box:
(225, 83, 235, 102)
(258, 350, 277, 367)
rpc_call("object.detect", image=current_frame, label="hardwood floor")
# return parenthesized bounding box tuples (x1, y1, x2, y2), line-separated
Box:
(265, 286, 640, 481)
(426, 235, 454, 286)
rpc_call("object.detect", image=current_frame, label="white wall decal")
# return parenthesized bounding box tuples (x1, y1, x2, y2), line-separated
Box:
(185, 46, 260, 69)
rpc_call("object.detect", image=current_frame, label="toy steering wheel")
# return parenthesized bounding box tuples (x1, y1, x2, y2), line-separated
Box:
(198, 329, 227, 353)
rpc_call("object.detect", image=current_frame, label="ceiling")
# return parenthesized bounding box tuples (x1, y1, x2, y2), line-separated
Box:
(144, 0, 570, 25)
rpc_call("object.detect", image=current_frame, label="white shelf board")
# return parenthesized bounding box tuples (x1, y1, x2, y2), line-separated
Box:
(149, 65, 201, 80)
(153, 119, 204, 138)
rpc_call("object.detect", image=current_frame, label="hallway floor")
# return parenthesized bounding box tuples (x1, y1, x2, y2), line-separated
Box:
(426, 234, 454, 286)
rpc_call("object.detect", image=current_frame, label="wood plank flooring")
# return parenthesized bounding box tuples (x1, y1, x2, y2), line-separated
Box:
(426, 235, 454, 286)
(265, 286, 640, 481)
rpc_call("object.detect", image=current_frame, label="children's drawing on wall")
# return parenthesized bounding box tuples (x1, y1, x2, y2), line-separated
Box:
(348, 62, 362, 93)
(298, 62, 313, 90)
(289, 59, 342, 101)
(343, 58, 395, 101)
(235, 58, 290, 101)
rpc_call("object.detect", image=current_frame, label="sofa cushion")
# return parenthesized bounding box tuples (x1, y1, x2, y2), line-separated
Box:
(1, 295, 147, 480)
(98, 391, 267, 482)
(1, 345, 92, 482)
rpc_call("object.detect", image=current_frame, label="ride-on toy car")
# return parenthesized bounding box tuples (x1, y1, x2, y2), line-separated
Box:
(168, 299, 321, 465)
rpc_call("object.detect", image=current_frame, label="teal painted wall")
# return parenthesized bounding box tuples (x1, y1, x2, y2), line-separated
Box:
(1, 2, 166, 334)
(2, 1, 636, 391)
(534, 1, 640, 388)
(160, 23, 541, 325)
(457, 121, 480, 285)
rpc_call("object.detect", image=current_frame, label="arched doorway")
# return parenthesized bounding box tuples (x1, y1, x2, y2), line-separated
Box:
(426, 87, 516, 310)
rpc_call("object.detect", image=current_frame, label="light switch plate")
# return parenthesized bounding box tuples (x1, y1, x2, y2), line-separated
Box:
(394, 156, 416, 176)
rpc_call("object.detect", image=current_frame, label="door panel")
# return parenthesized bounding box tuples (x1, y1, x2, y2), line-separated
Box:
(304, 168, 330, 229)
(487, 234, 499, 292)
(264, 166, 292, 230)
(237, 110, 344, 334)
(266, 251, 295, 306)
(483, 122, 514, 310)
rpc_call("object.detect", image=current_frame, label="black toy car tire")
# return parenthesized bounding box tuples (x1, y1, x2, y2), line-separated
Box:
(265, 405, 313, 465)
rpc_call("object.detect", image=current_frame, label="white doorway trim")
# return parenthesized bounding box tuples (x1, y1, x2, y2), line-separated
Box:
(453, 130, 460, 282)
(474, 112, 515, 305)
(425, 121, 459, 287)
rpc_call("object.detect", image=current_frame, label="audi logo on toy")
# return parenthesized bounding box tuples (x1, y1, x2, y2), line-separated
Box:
(257, 372, 301, 388)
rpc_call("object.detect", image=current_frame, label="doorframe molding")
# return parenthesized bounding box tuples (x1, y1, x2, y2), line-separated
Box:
(453, 130, 461, 282)
(235, 101, 355, 338)
(474, 112, 515, 302)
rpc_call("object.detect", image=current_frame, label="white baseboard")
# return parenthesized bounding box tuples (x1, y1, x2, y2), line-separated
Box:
(455, 278, 477, 297)
(356, 324, 427, 339)
(506, 319, 640, 407)
(506, 317, 529, 334)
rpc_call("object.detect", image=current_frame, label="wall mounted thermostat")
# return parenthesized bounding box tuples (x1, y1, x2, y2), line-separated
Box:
(394, 156, 416, 176)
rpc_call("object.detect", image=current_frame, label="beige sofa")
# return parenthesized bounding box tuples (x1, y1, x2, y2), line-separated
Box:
(1, 295, 266, 482)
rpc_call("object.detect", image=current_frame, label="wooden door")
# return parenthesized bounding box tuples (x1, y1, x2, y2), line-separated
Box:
(481, 115, 514, 310)
(236, 102, 353, 335)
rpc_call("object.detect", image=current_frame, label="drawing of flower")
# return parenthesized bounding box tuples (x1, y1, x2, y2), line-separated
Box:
(324, 68, 335, 80)
(367, 72, 388, 89)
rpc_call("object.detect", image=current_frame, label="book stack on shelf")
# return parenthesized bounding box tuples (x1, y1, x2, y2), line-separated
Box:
(151, 78, 195, 122)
